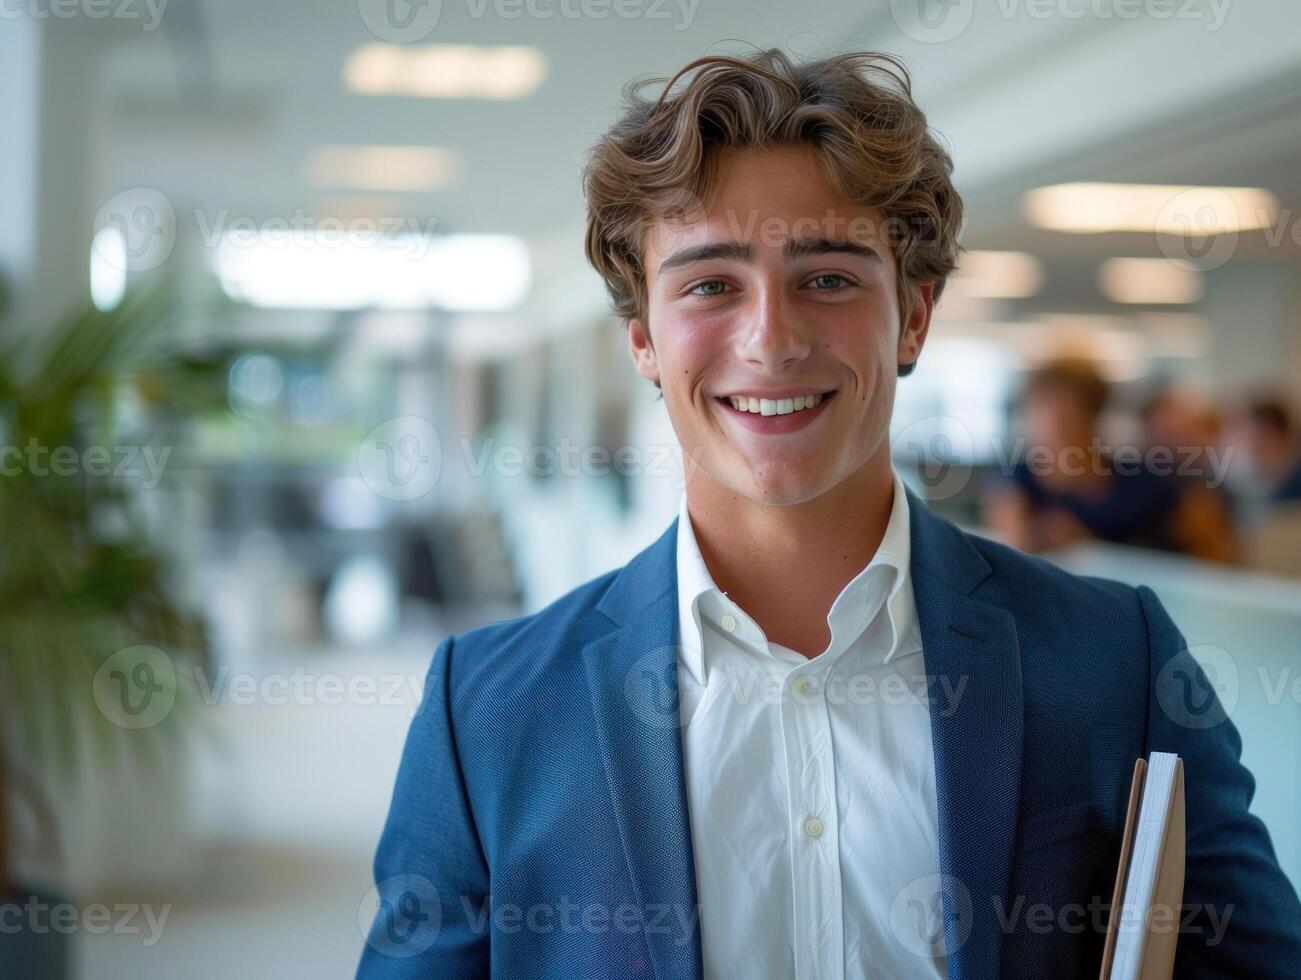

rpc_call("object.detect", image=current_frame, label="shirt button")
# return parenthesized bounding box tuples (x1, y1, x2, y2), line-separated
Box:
(720, 614, 737, 633)
(803, 816, 824, 838)
(793, 675, 814, 697)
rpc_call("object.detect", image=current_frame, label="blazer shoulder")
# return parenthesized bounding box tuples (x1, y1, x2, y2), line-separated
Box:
(442, 564, 624, 691)
(943, 524, 1162, 703)
(957, 522, 1148, 628)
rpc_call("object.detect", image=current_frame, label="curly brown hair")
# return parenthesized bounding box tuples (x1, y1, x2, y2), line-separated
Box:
(582, 48, 964, 377)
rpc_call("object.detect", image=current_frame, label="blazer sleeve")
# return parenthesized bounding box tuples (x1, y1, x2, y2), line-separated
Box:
(1137, 585, 1301, 977)
(356, 634, 491, 979)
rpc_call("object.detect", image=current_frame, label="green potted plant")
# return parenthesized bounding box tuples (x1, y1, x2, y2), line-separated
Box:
(0, 276, 224, 976)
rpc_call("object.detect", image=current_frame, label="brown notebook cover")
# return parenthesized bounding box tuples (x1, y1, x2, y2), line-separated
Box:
(1099, 755, 1186, 980)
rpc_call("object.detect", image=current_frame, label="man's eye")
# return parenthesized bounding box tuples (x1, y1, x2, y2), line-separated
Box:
(809, 274, 850, 290)
(689, 280, 728, 297)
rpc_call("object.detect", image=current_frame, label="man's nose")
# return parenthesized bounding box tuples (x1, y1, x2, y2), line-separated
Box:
(736, 279, 813, 372)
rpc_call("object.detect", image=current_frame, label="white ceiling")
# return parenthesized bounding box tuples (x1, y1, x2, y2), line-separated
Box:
(67, 0, 1301, 315)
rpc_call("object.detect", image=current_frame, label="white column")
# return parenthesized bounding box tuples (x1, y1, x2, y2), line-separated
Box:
(31, 21, 99, 323)
(0, 17, 42, 317)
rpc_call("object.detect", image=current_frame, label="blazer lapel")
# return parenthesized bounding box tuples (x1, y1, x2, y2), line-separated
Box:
(908, 490, 1025, 980)
(582, 518, 704, 980)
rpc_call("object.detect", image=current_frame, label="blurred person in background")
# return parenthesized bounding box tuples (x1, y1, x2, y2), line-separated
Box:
(1225, 394, 1301, 577)
(1229, 395, 1301, 506)
(1138, 384, 1240, 562)
(983, 357, 1237, 562)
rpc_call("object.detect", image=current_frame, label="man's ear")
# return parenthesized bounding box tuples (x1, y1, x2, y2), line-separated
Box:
(627, 316, 661, 387)
(897, 281, 935, 377)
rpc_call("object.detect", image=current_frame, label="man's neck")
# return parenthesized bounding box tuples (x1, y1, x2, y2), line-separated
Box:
(683, 453, 896, 658)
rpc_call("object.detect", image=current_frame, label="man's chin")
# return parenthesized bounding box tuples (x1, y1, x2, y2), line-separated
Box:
(726, 467, 838, 508)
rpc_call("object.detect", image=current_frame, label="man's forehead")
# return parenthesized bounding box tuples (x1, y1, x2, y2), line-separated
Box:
(644, 203, 894, 264)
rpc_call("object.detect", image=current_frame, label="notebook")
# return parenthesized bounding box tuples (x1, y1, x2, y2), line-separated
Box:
(1099, 752, 1186, 980)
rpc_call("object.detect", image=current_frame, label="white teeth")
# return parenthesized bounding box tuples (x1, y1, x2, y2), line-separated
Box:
(726, 393, 825, 415)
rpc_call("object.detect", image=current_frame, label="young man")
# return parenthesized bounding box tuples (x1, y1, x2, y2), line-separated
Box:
(358, 50, 1301, 979)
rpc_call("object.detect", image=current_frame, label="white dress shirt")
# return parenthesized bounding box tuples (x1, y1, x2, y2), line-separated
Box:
(675, 469, 947, 980)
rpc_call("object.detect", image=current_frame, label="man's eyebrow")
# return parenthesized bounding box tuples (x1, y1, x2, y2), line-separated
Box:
(785, 238, 882, 262)
(656, 237, 882, 273)
(658, 241, 752, 273)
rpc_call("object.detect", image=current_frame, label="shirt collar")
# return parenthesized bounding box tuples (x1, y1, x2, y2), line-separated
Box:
(675, 489, 717, 687)
(675, 468, 917, 687)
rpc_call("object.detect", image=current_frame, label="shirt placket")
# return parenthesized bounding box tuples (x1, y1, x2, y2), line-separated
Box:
(781, 658, 845, 980)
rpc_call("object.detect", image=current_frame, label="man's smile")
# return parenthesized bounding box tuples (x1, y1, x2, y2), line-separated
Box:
(714, 388, 838, 432)
(717, 388, 836, 416)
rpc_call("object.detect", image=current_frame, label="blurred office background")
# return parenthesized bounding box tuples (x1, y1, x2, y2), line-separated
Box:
(1, 1, 1300, 977)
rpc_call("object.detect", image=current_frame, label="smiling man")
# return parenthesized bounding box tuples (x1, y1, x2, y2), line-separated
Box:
(357, 49, 1301, 979)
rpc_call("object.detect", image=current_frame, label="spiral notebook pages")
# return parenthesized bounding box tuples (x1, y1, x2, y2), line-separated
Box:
(1099, 752, 1186, 980)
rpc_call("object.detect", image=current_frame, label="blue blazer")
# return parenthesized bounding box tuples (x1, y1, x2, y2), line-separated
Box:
(358, 489, 1301, 979)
